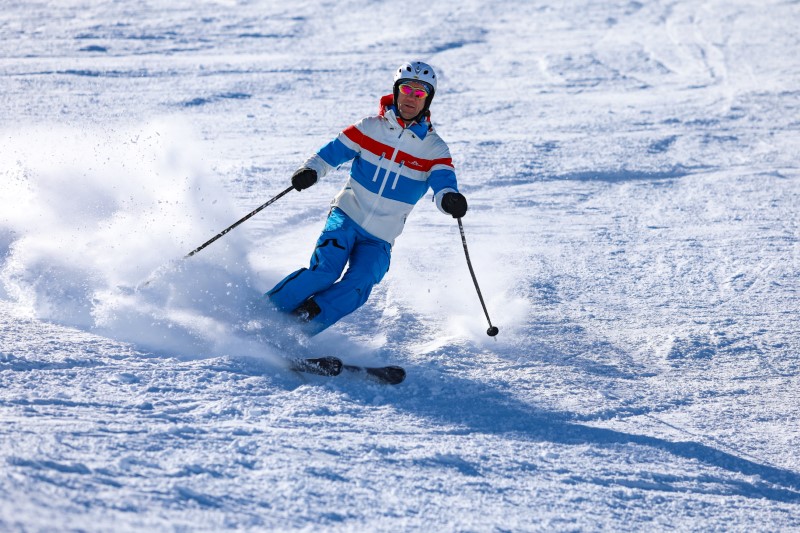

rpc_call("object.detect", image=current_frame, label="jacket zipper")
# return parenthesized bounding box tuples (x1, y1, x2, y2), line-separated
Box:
(363, 127, 406, 228)
(371, 153, 385, 182)
(391, 162, 404, 190)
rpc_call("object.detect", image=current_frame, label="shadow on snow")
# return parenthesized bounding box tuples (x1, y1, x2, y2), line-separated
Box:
(383, 370, 800, 504)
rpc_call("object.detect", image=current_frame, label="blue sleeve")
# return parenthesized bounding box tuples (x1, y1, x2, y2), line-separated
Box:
(428, 168, 458, 194)
(318, 136, 359, 168)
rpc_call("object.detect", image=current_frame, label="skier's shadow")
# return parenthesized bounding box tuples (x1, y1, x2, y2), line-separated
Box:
(386, 369, 800, 504)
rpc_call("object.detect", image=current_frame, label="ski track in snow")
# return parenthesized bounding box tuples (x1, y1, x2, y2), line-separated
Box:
(1, 0, 800, 531)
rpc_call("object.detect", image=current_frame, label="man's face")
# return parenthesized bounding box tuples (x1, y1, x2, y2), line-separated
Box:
(396, 81, 429, 121)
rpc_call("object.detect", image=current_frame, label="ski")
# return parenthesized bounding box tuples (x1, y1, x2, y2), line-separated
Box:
(290, 357, 406, 385)
(343, 364, 406, 385)
(289, 356, 343, 377)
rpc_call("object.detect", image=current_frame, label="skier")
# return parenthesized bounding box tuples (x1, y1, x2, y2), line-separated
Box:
(267, 61, 468, 334)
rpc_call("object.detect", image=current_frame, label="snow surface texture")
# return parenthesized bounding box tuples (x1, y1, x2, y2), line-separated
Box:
(1, 0, 799, 531)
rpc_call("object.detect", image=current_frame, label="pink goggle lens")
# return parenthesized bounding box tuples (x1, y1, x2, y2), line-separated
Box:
(399, 84, 429, 99)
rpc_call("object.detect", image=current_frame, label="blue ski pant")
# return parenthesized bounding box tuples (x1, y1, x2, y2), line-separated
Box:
(266, 208, 391, 334)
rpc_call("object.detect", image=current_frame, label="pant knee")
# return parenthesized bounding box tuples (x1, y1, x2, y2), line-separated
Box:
(267, 268, 338, 312)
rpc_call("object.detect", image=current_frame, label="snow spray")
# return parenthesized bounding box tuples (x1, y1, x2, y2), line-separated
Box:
(0, 120, 282, 361)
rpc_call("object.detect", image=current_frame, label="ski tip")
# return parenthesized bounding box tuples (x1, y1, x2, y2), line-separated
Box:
(386, 366, 406, 385)
(369, 365, 406, 385)
(342, 364, 406, 385)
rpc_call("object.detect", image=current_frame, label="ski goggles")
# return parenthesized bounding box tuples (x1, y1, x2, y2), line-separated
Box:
(398, 83, 429, 99)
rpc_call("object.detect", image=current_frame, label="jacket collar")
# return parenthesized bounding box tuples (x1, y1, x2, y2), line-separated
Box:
(378, 94, 431, 139)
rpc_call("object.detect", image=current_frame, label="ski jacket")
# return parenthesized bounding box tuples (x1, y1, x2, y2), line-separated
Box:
(300, 94, 459, 245)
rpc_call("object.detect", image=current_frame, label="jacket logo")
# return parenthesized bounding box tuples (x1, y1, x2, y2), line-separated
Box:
(408, 160, 423, 168)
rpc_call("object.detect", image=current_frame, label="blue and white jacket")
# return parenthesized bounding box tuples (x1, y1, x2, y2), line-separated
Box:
(300, 94, 459, 245)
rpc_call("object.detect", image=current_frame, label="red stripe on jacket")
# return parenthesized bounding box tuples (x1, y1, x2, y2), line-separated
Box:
(342, 125, 454, 173)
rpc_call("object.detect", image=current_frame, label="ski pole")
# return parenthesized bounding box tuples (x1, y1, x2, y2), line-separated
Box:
(185, 185, 294, 258)
(457, 218, 499, 337)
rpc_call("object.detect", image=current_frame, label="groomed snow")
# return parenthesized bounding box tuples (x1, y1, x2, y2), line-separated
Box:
(1, 0, 799, 531)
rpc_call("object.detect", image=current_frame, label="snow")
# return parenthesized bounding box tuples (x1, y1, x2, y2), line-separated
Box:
(1, 0, 799, 530)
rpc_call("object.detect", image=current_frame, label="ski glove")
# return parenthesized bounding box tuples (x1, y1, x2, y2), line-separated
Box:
(441, 192, 468, 218)
(291, 168, 317, 191)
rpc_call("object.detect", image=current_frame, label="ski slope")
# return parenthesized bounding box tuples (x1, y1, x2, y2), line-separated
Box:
(1, 0, 799, 530)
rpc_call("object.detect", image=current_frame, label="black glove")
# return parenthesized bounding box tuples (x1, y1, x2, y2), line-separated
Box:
(441, 192, 468, 218)
(291, 168, 317, 191)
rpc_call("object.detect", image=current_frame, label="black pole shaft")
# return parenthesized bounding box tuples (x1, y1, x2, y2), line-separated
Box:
(457, 218, 499, 336)
(185, 185, 295, 258)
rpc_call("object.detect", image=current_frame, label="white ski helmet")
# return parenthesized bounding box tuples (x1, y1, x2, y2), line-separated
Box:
(392, 61, 438, 120)
(393, 61, 438, 95)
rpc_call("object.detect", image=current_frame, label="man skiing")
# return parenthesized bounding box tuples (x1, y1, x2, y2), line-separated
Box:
(267, 61, 468, 334)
